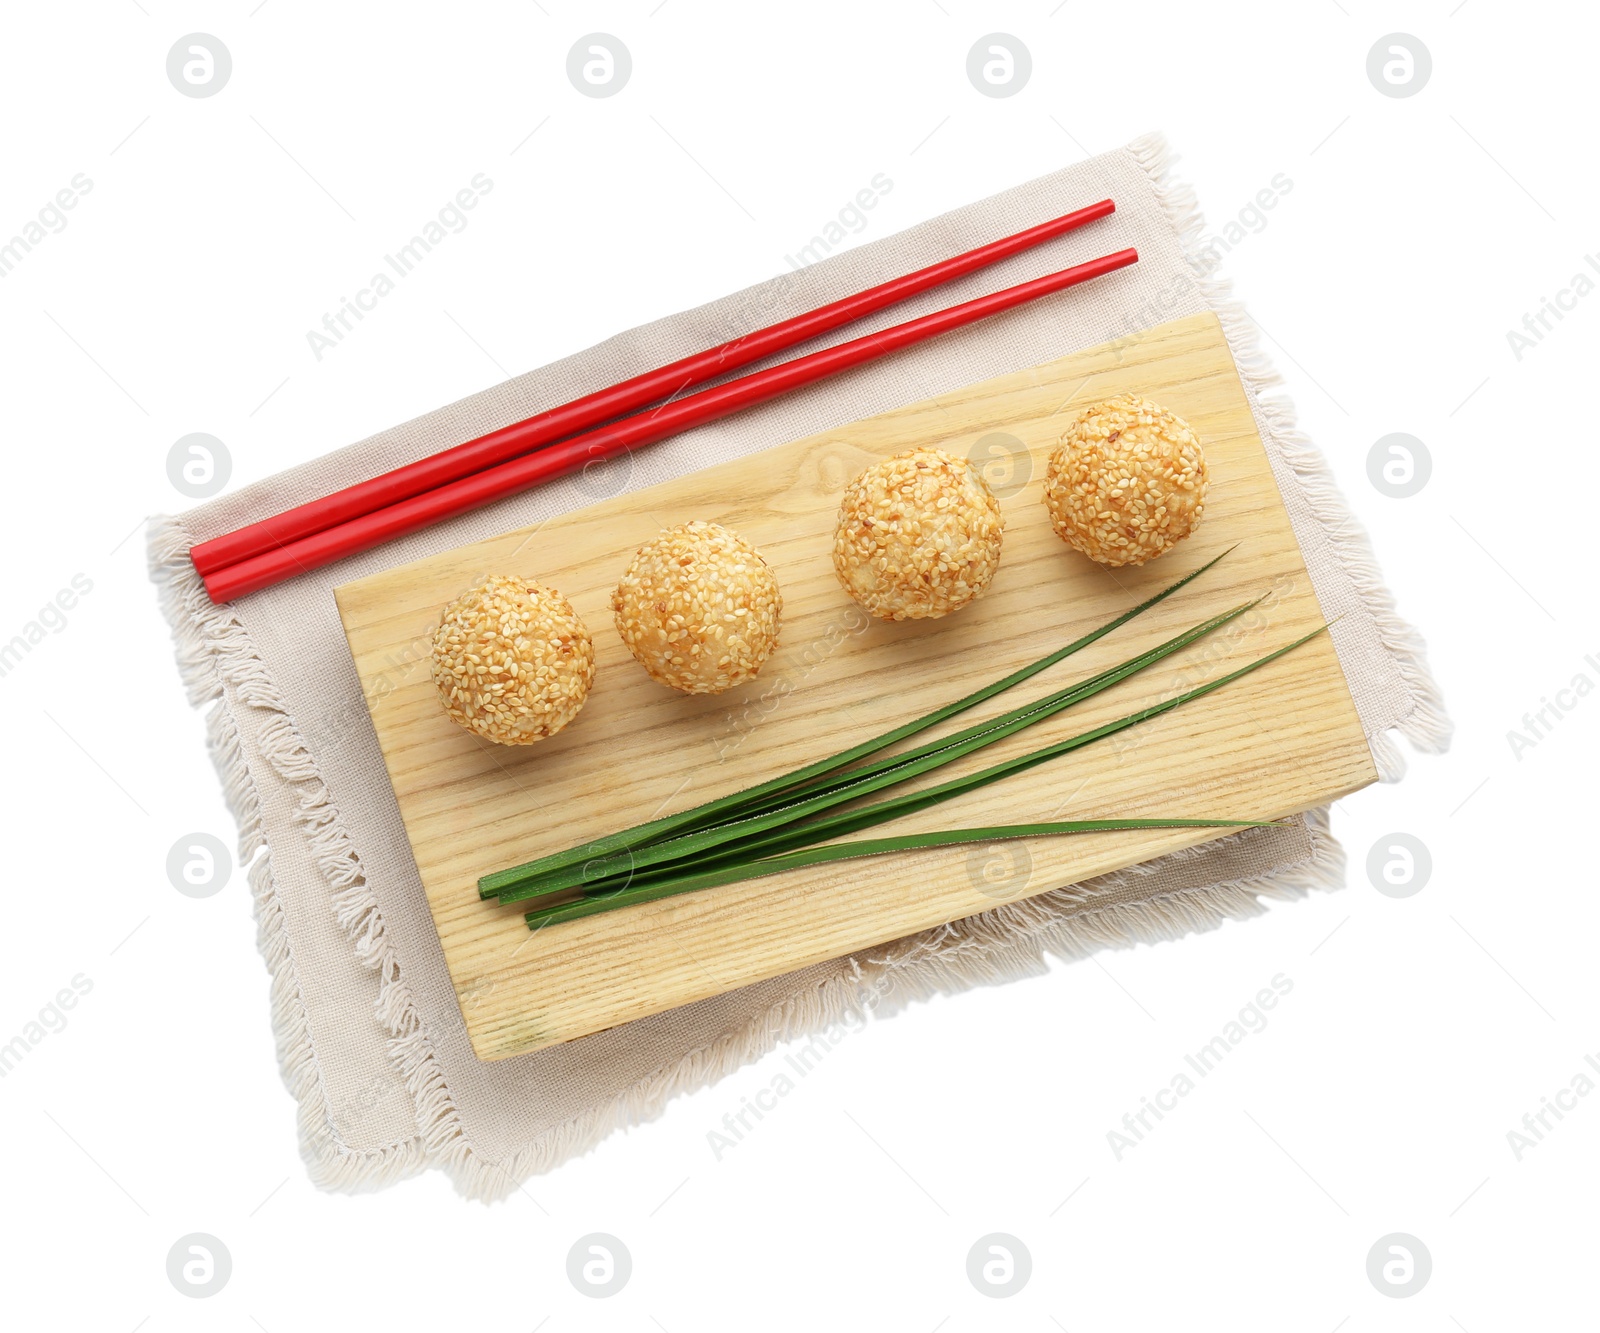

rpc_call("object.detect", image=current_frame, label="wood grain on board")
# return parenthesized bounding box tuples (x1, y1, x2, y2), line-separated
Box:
(334, 312, 1376, 1060)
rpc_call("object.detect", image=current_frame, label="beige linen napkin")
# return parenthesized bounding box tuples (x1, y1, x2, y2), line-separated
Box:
(150, 133, 1447, 1199)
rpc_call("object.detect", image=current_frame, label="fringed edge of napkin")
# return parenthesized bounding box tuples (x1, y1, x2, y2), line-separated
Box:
(1124, 132, 1451, 777)
(860, 809, 1345, 1015)
(149, 518, 428, 1190)
(149, 131, 1446, 1202)
(428, 811, 1345, 1201)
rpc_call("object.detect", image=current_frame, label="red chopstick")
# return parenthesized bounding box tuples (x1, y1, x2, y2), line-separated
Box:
(204, 247, 1137, 603)
(190, 199, 1117, 578)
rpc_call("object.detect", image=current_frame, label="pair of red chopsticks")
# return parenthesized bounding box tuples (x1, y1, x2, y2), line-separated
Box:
(195, 200, 1136, 602)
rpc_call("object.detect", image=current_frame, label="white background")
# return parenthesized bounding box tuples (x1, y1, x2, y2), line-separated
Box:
(1, 1, 1594, 1328)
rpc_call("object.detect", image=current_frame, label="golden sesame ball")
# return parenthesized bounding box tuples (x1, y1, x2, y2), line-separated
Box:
(612, 521, 782, 695)
(1044, 394, 1208, 567)
(430, 575, 595, 745)
(831, 447, 1004, 621)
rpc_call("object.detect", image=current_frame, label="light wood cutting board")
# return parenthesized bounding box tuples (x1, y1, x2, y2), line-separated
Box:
(334, 311, 1377, 1060)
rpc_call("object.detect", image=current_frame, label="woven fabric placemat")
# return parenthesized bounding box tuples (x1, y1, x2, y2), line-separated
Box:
(150, 133, 1447, 1199)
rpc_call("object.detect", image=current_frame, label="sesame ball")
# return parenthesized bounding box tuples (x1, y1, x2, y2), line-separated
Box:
(1044, 394, 1208, 567)
(430, 575, 595, 745)
(831, 447, 1004, 621)
(612, 521, 782, 695)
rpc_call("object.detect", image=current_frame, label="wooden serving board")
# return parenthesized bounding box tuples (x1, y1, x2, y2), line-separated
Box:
(334, 312, 1376, 1060)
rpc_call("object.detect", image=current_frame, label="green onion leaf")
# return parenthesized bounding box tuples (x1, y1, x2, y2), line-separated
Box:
(494, 598, 1261, 904)
(523, 818, 1283, 929)
(569, 625, 1326, 907)
(477, 547, 1235, 900)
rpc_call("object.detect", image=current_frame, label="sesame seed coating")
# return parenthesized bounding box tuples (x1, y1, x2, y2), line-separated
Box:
(611, 521, 782, 695)
(831, 447, 1004, 621)
(430, 575, 596, 745)
(1043, 394, 1208, 567)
